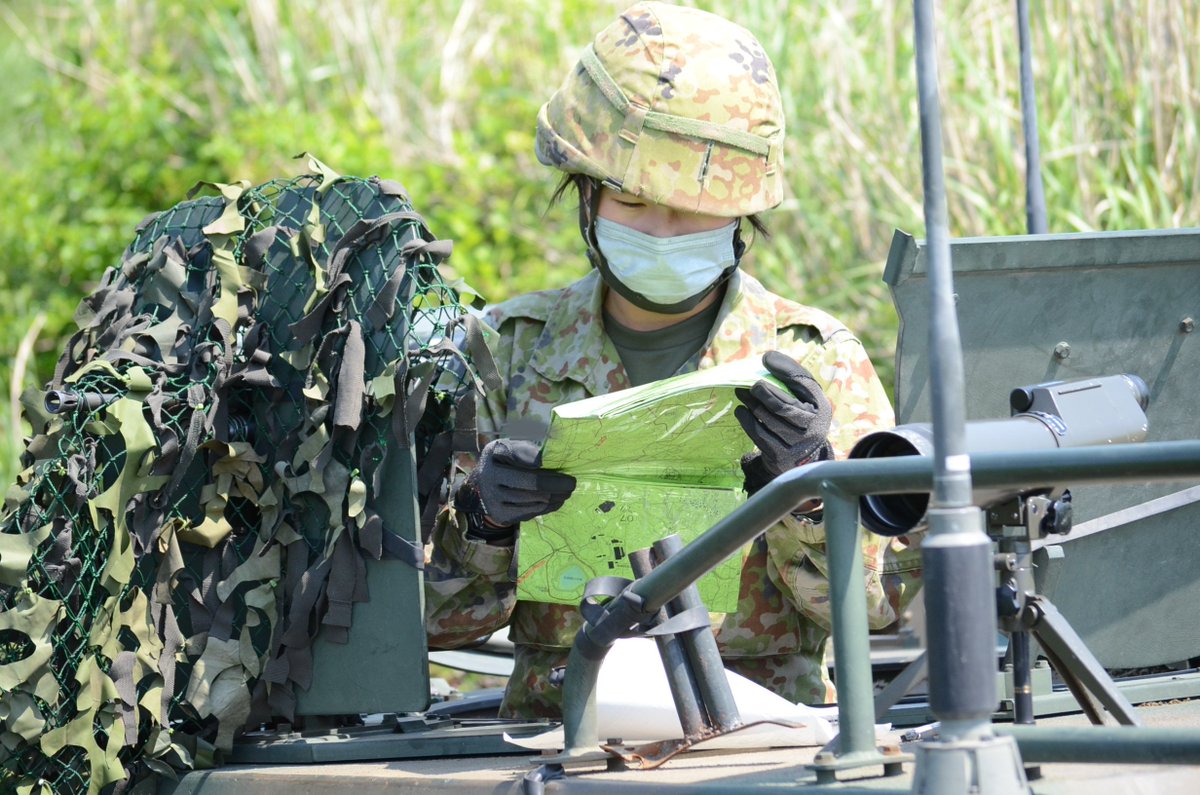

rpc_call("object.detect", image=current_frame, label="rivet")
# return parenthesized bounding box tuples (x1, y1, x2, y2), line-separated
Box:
(1053, 342, 1070, 360)
(1181, 317, 1195, 333)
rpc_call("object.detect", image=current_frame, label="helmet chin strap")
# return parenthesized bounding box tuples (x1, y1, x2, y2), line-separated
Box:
(577, 176, 603, 255)
(577, 180, 746, 315)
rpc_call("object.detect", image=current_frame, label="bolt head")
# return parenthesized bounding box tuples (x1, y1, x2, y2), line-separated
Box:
(1053, 342, 1071, 359)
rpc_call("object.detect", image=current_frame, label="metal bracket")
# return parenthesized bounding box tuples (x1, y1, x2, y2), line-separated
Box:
(807, 746, 912, 784)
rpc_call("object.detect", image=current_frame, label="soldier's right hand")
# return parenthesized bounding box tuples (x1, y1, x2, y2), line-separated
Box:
(457, 439, 576, 540)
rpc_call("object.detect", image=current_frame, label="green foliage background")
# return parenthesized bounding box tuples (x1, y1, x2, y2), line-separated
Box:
(1, 0, 1197, 487)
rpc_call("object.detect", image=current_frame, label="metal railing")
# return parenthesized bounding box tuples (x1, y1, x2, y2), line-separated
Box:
(558, 440, 1200, 774)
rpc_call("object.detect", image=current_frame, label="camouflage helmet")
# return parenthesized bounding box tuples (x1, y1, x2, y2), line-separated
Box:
(536, 1, 785, 217)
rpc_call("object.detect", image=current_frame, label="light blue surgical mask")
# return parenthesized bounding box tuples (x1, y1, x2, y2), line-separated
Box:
(594, 217, 738, 309)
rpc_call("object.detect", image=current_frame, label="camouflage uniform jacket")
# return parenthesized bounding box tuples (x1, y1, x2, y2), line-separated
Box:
(425, 269, 897, 717)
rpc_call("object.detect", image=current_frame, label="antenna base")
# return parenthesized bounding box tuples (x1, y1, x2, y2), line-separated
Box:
(911, 732, 1028, 794)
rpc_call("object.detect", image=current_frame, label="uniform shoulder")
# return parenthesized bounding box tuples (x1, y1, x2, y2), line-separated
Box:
(775, 298, 855, 345)
(740, 273, 856, 345)
(483, 287, 565, 329)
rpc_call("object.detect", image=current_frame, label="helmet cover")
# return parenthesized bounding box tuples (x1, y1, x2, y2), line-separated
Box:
(536, 1, 785, 217)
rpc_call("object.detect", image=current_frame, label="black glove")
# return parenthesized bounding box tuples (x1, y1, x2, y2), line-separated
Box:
(735, 351, 834, 494)
(457, 439, 576, 540)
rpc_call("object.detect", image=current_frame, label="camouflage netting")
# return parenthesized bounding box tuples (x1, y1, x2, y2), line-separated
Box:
(0, 156, 496, 794)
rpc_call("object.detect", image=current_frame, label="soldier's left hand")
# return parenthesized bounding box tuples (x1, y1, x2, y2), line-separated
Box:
(735, 351, 833, 484)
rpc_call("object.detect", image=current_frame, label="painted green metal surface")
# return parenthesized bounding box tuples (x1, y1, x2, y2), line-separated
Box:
(224, 719, 546, 766)
(996, 723, 1200, 764)
(885, 228, 1200, 520)
(294, 438, 430, 716)
(1031, 497, 1200, 668)
(885, 229, 1200, 668)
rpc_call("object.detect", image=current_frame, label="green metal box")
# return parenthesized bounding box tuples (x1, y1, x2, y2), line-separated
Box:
(885, 228, 1200, 668)
(294, 432, 430, 716)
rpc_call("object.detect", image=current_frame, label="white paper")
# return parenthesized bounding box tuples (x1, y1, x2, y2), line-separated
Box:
(505, 638, 890, 752)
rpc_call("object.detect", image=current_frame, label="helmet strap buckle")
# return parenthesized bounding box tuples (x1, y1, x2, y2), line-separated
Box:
(618, 103, 649, 145)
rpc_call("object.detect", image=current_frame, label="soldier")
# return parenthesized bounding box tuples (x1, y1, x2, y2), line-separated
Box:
(425, 1, 897, 718)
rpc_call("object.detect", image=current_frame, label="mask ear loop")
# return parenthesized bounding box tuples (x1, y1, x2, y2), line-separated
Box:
(732, 220, 747, 264)
(577, 176, 605, 270)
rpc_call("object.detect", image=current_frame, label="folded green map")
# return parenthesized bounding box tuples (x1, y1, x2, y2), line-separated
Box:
(517, 359, 781, 613)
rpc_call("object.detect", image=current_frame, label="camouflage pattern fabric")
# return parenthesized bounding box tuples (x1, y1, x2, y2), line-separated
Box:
(881, 532, 925, 629)
(0, 157, 481, 793)
(425, 269, 898, 718)
(536, 1, 785, 217)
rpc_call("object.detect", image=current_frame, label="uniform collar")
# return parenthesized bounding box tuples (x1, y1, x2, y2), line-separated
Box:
(527, 269, 782, 393)
(694, 271, 781, 368)
(527, 270, 630, 396)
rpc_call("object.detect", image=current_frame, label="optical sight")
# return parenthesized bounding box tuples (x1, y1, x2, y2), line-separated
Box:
(849, 374, 1150, 536)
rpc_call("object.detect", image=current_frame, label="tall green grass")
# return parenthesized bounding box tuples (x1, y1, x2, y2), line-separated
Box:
(0, 0, 1197, 487)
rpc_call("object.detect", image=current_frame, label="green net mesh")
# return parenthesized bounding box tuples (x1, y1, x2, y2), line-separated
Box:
(0, 161, 486, 794)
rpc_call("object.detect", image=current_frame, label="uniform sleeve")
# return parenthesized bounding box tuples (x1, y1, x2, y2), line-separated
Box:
(424, 496, 518, 648)
(423, 314, 521, 649)
(763, 329, 899, 631)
